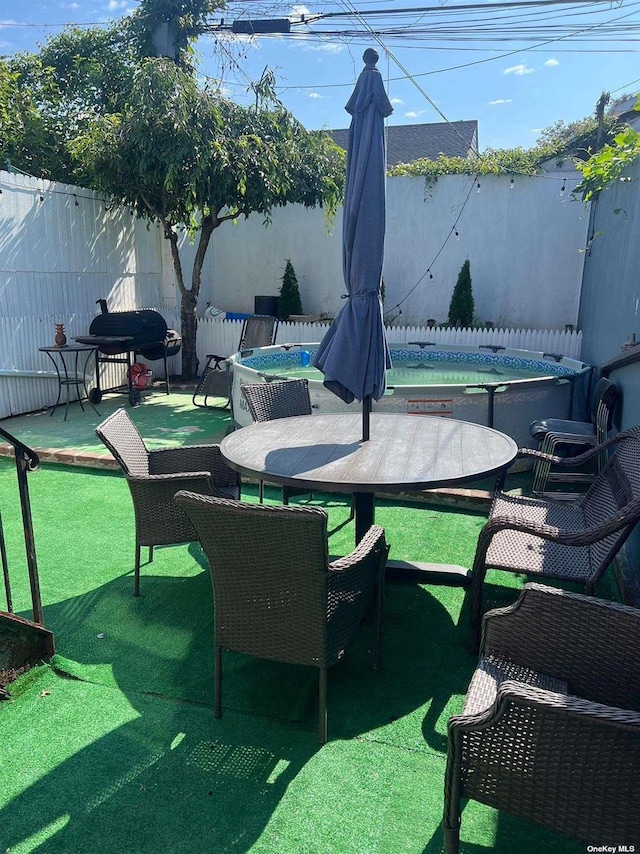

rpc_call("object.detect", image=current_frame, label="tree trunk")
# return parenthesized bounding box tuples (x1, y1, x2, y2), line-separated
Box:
(180, 289, 199, 379)
(162, 214, 216, 380)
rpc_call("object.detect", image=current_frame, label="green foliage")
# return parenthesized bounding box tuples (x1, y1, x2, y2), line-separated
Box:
(70, 59, 345, 227)
(387, 111, 624, 183)
(4, 27, 139, 180)
(574, 96, 640, 201)
(388, 149, 540, 180)
(0, 62, 50, 176)
(278, 260, 303, 320)
(448, 259, 474, 328)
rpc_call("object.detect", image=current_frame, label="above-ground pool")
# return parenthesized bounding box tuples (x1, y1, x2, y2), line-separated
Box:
(230, 343, 590, 453)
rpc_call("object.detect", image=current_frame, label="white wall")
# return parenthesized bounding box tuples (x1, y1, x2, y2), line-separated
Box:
(191, 172, 589, 329)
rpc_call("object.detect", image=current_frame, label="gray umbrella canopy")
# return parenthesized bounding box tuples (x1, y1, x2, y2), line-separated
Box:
(313, 49, 393, 437)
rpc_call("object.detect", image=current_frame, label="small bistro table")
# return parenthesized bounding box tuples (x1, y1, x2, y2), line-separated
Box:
(220, 413, 518, 581)
(39, 344, 101, 421)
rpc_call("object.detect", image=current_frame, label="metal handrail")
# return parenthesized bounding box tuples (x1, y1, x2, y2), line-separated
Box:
(0, 427, 43, 625)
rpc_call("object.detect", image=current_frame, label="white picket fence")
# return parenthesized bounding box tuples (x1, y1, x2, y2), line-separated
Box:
(0, 312, 582, 419)
(196, 317, 583, 364)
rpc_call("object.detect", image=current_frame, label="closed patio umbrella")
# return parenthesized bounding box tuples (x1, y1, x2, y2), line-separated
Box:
(313, 48, 393, 441)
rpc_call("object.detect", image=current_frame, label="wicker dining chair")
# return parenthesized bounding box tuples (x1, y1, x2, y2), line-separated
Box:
(174, 490, 389, 744)
(96, 409, 240, 596)
(530, 376, 620, 495)
(241, 379, 313, 504)
(444, 582, 640, 853)
(192, 315, 278, 409)
(469, 426, 640, 653)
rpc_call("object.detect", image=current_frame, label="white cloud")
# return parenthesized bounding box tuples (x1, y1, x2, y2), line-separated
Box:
(545, 58, 559, 67)
(489, 99, 512, 105)
(391, 97, 405, 106)
(309, 91, 325, 99)
(405, 109, 427, 119)
(0, 19, 17, 27)
(300, 40, 346, 54)
(503, 63, 535, 76)
(107, 0, 128, 9)
(60, 2, 81, 8)
(530, 128, 543, 133)
(291, 4, 311, 15)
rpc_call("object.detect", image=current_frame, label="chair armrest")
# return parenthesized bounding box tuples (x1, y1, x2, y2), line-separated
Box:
(149, 445, 240, 489)
(128, 471, 213, 491)
(484, 495, 640, 546)
(450, 680, 640, 732)
(481, 583, 640, 709)
(495, 429, 629, 492)
(329, 525, 388, 573)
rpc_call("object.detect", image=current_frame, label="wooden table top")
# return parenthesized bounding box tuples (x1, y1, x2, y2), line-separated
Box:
(220, 413, 518, 494)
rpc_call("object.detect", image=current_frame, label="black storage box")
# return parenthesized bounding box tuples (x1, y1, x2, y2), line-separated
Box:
(254, 295, 279, 317)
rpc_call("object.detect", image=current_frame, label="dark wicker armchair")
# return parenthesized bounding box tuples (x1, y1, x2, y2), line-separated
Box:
(96, 409, 240, 596)
(192, 315, 278, 409)
(444, 582, 640, 853)
(469, 426, 640, 652)
(174, 490, 389, 744)
(241, 379, 313, 504)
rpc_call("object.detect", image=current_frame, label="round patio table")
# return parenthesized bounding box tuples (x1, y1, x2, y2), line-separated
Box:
(221, 413, 517, 575)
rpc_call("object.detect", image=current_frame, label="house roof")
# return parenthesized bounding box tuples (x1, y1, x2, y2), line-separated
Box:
(328, 120, 478, 166)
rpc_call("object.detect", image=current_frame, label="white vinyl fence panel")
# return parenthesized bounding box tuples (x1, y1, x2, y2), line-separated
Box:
(196, 318, 582, 364)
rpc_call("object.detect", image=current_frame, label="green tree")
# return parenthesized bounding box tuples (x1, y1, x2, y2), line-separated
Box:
(71, 60, 344, 377)
(4, 27, 139, 180)
(448, 259, 474, 328)
(278, 260, 303, 320)
(574, 95, 640, 202)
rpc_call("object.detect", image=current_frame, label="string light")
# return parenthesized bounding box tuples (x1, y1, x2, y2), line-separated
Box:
(476, 181, 481, 194)
(560, 178, 566, 196)
(73, 194, 79, 206)
(39, 194, 44, 202)
(454, 228, 460, 239)
(510, 177, 515, 189)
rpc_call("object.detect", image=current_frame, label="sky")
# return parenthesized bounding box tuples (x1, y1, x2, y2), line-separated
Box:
(1, 0, 639, 151)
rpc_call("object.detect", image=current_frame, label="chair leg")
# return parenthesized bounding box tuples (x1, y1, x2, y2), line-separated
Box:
(283, 486, 289, 506)
(214, 644, 222, 719)
(134, 542, 141, 598)
(443, 735, 462, 854)
(469, 538, 491, 655)
(372, 543, 389, 671)
(149, 545, 154, 563)
(318, 667, 328, 745)
(259, 480, 264, 504)
(443, 825, 460, 854)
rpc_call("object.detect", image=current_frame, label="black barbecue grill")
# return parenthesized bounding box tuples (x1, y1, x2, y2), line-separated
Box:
(75, 300, 181, 406)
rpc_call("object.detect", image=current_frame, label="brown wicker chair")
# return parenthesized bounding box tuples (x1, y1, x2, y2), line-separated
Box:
(174, 490, 389, 744)
(241, 379, 313, 504)
(192, 315, 278, 409)
(95, 409, 240, 596)
(444, 582, 640, 853)
(469, 426, 640, 653)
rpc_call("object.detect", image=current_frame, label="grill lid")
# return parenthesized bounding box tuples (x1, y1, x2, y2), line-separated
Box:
(88, 310, 168, 353)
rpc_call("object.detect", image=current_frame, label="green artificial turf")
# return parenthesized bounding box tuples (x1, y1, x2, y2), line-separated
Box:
(1, 389, 233, 458)
(0, 457, 602, 852)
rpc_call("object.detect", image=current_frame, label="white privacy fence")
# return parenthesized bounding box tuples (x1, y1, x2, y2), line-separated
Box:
(0, 314, 582, 419)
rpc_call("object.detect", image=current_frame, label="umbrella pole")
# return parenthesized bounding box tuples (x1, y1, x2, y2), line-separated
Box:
(362, 396, 372, 442)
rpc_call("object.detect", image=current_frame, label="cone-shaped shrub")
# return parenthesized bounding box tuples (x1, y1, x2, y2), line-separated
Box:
(278, 259, 303, 320)
(448, 259, 474, 328)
